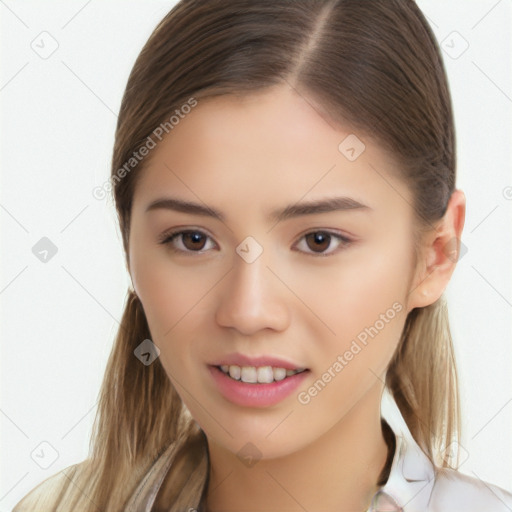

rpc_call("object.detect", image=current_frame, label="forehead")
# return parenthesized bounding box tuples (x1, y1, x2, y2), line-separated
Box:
(132, 84, 411, 219)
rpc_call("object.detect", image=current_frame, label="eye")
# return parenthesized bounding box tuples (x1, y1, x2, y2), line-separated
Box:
(294, 230, 352, 256)
(158, 228, 352, 256)
(158, 229, 217, 254)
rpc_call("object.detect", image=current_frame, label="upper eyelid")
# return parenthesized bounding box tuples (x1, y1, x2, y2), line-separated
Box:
(158, 227, 213, 243)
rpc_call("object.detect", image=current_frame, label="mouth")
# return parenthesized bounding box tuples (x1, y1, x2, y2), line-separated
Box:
(215, 364, 309, 384)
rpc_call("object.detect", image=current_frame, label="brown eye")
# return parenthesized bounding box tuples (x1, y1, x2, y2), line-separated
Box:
(181, 231, 207, 251)
(295, 230, 352, 256)
(305, 232, 331, 253)
(159, 229, 216, 253)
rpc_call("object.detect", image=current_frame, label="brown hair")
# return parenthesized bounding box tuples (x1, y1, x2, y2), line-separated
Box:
(16, 1, 461, 510)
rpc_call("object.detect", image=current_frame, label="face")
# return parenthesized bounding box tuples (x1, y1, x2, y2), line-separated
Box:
(128, 84, 420, 459)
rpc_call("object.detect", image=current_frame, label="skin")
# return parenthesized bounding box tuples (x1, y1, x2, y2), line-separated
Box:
(128, 84, 465, 512)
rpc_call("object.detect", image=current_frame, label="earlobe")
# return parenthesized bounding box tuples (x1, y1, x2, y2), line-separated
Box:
(406, 189, 466, 312)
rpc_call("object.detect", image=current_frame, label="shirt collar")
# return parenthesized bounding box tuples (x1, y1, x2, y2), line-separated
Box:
(368, 421, 436, 511)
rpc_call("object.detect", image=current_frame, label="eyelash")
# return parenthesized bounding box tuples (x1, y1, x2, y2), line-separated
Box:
(157, 228, 353, 257)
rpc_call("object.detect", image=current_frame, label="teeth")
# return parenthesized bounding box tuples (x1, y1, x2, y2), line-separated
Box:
(228, 365, 241, 380)
(241, 366, 258, 383)
(273, 367, 287, 381)
(219, 364, 305, 383)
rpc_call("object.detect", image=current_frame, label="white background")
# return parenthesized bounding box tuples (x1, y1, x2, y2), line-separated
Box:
(1, 1, 511, 510)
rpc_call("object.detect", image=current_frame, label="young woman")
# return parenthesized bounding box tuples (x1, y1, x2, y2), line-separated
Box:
(13, 1, 512, 511)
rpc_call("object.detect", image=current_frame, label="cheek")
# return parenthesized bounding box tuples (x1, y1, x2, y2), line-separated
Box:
(287, 246, 411, 339)
(132, 246, 217, 338)
(134, 267, 202, 384)
(282, 243, 412, 400)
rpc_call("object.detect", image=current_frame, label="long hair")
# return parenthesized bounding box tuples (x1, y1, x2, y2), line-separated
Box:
(27, 1, 461, 510)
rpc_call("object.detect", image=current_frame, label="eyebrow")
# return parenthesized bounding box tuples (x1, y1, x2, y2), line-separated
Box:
(145, 196, 371, 223)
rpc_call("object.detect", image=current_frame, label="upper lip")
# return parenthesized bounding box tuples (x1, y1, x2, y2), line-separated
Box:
(211, 353, 308, 371)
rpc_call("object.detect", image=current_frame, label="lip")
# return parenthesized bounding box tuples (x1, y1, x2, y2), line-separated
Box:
(208, 365, 310, 408)
(211, 353, 308, 371)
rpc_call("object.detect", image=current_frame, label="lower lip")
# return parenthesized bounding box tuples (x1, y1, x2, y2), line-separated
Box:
(208, 365, 310, 408)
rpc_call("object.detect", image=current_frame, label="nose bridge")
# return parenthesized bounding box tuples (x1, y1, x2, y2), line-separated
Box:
(214, 238, 289, 334)
(233, 253, 265, 301)
(231, 234, 269, 299)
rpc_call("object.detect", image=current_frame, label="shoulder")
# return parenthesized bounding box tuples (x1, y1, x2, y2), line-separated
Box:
(12, 461, 88, 512)
(429, 466, 512, 511)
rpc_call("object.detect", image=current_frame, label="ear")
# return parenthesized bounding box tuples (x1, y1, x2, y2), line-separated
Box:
(406, 189, 466, 312)
(126, 254, 137, 295)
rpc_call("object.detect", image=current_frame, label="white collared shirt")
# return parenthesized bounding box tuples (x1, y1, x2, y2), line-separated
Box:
(367, 423, 512, 511)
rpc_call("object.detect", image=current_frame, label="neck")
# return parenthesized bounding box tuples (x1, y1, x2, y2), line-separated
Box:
(203, 381, 390, 512)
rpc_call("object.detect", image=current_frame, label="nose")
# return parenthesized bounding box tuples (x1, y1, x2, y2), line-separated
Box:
(214, 250, 290, 335)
